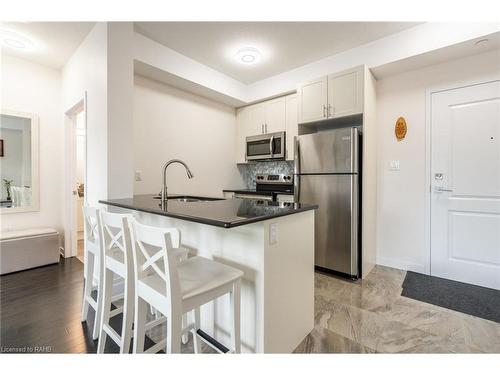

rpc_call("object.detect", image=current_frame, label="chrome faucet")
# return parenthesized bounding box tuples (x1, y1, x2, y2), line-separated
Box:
(161, 159, 194, 201)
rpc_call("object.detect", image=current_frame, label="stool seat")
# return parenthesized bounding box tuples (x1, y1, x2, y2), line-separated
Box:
(140, 256, 243, 302)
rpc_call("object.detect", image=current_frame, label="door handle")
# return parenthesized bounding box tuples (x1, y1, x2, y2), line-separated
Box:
(434, 186, 453, 193)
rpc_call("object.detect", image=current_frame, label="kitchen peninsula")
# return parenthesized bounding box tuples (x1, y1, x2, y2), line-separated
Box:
(100, 195, 317, 353)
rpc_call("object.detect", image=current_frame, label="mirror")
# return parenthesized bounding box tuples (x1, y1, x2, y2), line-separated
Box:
(0, 110, 39, 214)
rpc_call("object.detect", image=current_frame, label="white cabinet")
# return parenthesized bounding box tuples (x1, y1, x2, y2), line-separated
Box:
(285, 94, 298, 161)
(327, 67, 363, 119)
(297, 66, 364, 124)
(297, 76, 328, 124)
(236, 96, 288, 163)
(236, 106, 253, 164)
(264, 96, 286, 133)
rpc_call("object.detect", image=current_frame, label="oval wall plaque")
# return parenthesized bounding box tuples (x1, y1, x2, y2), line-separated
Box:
(395, 117, 407, 141)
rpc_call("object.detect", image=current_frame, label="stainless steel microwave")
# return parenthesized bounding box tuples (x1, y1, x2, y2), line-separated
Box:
(246, 132, 286, 161)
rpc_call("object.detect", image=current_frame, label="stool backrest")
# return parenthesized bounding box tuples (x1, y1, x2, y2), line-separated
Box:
(82, 205, 102, 248)
(130, 220, 181, 310)
(100, 212, 134, 269)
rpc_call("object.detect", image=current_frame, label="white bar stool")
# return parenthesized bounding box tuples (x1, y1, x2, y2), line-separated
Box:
(97, 212, 189, 353)
(131, 219, 244, 354)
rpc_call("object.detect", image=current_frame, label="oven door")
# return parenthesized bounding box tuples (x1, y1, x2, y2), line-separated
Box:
(246, 132, 285, 161)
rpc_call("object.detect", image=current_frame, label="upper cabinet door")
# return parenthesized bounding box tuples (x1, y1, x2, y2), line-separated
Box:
(285, 94, 298, 161)
(297, 76, 328, 124)
(236, 106, 252, 163)
(251, 102, 267, 135)
(265, 96, 286, 133)
(327, 67, 363, 119)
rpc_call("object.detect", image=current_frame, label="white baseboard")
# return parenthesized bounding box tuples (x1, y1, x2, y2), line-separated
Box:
(376, 256, 427, 275)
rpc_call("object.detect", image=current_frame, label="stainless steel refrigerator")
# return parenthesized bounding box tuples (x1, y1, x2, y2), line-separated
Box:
(294, 127, 361, 278)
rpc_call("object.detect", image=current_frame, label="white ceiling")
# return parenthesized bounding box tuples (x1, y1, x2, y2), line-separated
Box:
(0, 22, 95, 69)
(135, 22, 420, 84)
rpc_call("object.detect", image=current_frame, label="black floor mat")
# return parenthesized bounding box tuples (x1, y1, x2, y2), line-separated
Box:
(401, 271, 500, 324)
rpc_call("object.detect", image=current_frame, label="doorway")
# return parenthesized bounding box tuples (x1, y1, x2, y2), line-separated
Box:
(64, 96, 87, 260)
(74, 111, 86, 262)
(430, 80, 500, 290)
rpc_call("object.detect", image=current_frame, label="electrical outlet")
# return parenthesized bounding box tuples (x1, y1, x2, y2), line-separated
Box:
(269, 223, 278, 245)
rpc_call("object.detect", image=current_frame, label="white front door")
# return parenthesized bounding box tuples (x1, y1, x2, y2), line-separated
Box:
(431, 80, 500, 290)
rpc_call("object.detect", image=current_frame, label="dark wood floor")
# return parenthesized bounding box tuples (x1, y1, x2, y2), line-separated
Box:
(0, 257, 127, 354)
(0, 257, 213, 354)
(1, 258, 92, 353)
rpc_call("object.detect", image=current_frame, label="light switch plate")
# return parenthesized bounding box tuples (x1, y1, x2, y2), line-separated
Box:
(269, 223, 278, 245)
(135, 170, 143, 182)
(389, 160, 400, 171)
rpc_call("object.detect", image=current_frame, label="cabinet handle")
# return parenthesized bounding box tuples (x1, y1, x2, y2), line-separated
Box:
(323, 105, 327, 118)
(262, 124, 264, 133)
(328, 104, 332, 117)
(265, 123, 268, 133)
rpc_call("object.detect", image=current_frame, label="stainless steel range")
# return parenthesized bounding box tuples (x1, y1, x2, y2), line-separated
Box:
(232, 174, 293, 201)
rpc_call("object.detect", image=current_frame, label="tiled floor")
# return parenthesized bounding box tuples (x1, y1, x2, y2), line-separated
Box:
(294, 266, 500, 353)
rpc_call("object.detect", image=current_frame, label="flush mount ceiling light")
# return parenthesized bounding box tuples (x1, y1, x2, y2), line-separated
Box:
(1, 29, 34, 51)
(234, 47, 262, 65)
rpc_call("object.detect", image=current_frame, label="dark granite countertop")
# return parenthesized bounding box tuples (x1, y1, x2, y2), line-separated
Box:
(99, 194, 317, 228)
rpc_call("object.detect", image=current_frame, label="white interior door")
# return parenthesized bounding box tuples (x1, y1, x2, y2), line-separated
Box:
(430, 80, 500, 290)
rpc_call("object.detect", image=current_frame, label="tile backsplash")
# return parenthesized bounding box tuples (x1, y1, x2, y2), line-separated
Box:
(237, 161, 295, 189)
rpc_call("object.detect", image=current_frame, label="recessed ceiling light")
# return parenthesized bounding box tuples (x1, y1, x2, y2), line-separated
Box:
(474, 38, 489, 47)
(1, 29, 34, 51)
(234, 47, 262, 65)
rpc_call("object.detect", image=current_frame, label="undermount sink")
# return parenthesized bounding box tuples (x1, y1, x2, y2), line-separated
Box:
(153, 195, 224, 202)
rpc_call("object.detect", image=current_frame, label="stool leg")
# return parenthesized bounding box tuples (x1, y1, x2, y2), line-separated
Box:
(192, 308, 201, 354)
(133, 296, 147, 354)
(91, 254, 102, 340)
(230, 280, 241, 354)
(97, 268, 113, 353)
(81, 251, 94, 322)
(167, 313, 182, 354)
(120, 271, 135, 354)
(181, 313, 189, 344)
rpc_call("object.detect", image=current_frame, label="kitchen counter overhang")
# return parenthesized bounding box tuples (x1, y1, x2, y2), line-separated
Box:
(99, 194, 317, 228)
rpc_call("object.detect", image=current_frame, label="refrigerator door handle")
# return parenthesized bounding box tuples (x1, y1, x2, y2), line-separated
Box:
(294, 137, 300, 202)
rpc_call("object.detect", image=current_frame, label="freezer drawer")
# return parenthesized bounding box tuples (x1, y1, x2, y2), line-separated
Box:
(297, 174, 359, 276)
(295, 127, 359, 174)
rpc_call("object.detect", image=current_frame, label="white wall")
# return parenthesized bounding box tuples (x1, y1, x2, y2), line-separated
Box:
(62, 22, 108, 207)
(133, 75, 244, 197)
(107, 22, 134, 199)
(1, 55, 63, 233)
(376, 49, 500, 272)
